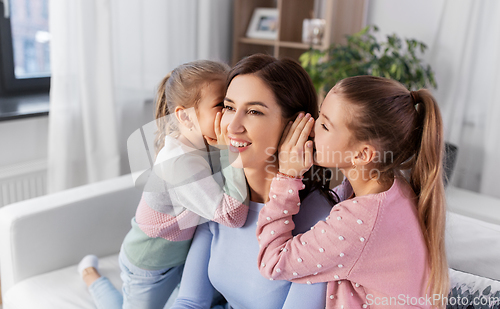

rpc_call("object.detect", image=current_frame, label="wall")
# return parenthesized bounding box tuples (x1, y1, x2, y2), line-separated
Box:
(366, 0, 445, 63)
(368, 0, 478, 188)
(0, 104, 154, 175)
(0, 116, 49, 167)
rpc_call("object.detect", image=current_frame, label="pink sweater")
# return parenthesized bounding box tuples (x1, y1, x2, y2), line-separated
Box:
(256, 176, 431, 309)
(136, 193, 247, 241)
(122, 136, 249, 270)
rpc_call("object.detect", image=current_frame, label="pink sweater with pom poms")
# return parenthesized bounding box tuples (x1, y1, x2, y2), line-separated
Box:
(256, 176, 431, 309)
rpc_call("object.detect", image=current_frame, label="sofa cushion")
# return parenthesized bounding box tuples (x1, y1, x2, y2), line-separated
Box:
(446, 186, 500, 226)
(4, 253, 180, 309)
(4, 254, 122, 309)
(447, 268, 500, 308)
(446, 212, 500, 281)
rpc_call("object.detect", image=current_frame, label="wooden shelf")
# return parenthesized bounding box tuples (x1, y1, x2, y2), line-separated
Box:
(278, 41, 322, 49)
(238, 38, 322, 50)
(232, 0, 368, 64)
(239, 37, 276, 46)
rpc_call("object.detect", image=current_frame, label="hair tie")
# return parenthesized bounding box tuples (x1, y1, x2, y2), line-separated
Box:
(410, 91, 419, 105)
(277, 171, 304, 180)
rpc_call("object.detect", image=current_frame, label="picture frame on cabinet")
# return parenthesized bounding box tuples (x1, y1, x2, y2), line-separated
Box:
(246, 8, 279, 40)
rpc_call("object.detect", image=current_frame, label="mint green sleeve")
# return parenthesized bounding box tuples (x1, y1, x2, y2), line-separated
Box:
(219, 148, 249, 206)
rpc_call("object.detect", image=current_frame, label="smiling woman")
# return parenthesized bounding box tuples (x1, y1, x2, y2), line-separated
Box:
(171, 54, 337, 309)
(223, 74, 284, 174)
(222, 54, 336, 205)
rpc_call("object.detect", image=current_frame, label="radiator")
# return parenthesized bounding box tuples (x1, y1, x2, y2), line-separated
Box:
(0, 159, 47, 207)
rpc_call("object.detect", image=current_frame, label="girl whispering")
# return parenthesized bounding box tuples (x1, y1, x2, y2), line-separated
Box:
(78, 60, 248, 309)
(256, 76, 449, 308)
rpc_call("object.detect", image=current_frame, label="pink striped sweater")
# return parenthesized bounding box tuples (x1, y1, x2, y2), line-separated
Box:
(136, 191, 248, 241)
(256, 176, 431, 309)
(122, 136, 248, 270)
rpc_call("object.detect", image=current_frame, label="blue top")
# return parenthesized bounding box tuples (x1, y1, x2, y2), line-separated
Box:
(171, 189, 332, 309)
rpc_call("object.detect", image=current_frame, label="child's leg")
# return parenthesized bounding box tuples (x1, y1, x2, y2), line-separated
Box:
(81, 251, 182, 309)
(79, 255, 123, 309)
(119, 250, 184, 309)
(88, 276, 123, 309)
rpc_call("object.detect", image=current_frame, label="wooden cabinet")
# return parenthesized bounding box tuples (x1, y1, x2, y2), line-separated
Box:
(232, 0, 368, 65)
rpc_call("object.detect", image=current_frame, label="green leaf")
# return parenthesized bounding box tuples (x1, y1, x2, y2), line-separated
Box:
(298, 52, 310, 67)
(299, 24, 437, 93)
(390, 63, 397, 74)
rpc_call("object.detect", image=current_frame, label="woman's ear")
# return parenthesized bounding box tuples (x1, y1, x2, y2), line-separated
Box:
(175, 106, 193, 130)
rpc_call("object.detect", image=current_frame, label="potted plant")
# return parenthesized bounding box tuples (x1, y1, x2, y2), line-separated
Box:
(301, 26, 460, 185)
(299, 25, 437, 95)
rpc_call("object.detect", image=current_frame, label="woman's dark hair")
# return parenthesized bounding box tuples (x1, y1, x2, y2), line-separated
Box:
(227, 54, 337, 206)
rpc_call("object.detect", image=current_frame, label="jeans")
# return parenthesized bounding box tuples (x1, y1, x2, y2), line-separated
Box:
(88, 249, 183, 309)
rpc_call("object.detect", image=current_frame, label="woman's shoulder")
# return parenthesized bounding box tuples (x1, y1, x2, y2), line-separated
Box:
(293, 189, 333, 234)
(331, 177, 353, 202)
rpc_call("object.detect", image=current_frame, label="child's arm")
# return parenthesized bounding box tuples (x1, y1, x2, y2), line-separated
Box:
(135, 191, 201, 241)
(135, 147, 247, 242)
(138, 109, 248, 237)
(190, 110, 248, 228)
(156, 151, 247, 229)
(256, 176, 376, 284)
(210, 147, 249, 226)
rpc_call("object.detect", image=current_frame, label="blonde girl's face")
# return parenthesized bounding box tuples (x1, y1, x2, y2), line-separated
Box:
(221, 74, 285, 170)
(313, 90, 358, 169)
(195, 80, 226, 140)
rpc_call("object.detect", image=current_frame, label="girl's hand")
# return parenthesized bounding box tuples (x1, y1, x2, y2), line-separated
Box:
(278, 113, 315, 178)
(204, 111, 228, 149)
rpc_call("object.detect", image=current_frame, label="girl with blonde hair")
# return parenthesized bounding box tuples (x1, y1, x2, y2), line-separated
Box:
(78, 60, 249, 309)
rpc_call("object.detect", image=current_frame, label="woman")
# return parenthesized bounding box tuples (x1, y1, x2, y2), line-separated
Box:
(171, 54, 337, 309)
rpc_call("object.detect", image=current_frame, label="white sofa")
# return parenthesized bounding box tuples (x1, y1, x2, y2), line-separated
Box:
(1, 175, 499, 308)
(0, 174, 141, 308)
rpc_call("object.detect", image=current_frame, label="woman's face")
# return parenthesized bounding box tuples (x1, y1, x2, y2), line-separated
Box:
(222, 74, 285, 170)
(313, 90, 358, 169)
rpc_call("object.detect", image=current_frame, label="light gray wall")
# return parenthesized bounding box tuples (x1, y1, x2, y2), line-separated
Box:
(0, 103, 154, 175)
(0, 116, 49, 167)
(366, 0, 445, 63)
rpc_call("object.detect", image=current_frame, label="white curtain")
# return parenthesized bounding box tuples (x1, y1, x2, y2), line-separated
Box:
(429, 0, 500, 198)
(47, 0, 233, 193)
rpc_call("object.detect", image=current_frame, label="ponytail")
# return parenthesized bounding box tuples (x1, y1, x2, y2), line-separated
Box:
(410, 90, 449, 306)
(154, 72, 172, 156)
(332, 76, 450, 308)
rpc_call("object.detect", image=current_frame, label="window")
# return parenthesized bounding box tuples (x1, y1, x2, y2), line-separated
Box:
(0, 0, 50, 95)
